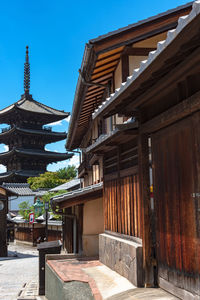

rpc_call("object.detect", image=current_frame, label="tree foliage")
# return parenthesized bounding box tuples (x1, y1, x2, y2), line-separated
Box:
(18, 201, 33, 220)
(27, 165, 77, 190)
(57, 165, 77, 180)
(18, 190, 66, 221)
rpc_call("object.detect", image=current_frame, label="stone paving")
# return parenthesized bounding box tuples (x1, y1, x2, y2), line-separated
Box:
(0, 243, 181, 300)
(0, 242, 39, 300)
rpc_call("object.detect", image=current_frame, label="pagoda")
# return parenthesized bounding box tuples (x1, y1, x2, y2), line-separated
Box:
(0, 46, 73, 183)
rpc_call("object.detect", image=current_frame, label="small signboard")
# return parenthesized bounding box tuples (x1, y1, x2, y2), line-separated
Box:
(29, 212, 35, 224)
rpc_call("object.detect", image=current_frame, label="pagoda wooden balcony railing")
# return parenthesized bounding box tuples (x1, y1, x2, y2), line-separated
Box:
(1, 126, 11, 133)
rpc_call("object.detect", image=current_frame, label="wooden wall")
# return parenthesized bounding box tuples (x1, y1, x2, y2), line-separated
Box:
(103, 139, 142, 238)
(15, 225, 62, 245)
(104, 174, 142, 238)
(152, 114, 200, 297)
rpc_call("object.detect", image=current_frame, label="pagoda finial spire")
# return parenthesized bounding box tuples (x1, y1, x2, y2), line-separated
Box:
(24, 46, 30, 95)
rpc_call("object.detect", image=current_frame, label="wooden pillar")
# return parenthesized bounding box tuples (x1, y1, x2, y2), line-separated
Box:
(78, 204, 84, 254)
(138, 133, 155, 287)
(121, 54, 129, 83)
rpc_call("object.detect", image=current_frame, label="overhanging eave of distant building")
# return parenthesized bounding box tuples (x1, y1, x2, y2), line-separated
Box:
(51, 182, 103, 209)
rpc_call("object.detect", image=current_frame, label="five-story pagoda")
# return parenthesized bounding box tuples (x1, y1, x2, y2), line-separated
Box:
(0, 46, 73, 183)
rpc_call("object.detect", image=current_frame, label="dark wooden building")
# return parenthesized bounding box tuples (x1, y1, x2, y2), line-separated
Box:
(89, 2, 200, 298)
(0, 46, 73, 183)
(52, 1, 200, 299)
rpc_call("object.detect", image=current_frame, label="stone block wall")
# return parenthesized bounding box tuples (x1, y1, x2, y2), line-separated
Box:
(99, 233, 143, 287)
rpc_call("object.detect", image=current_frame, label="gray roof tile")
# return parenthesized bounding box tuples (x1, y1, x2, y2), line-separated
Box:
(2, 183, 34, 196)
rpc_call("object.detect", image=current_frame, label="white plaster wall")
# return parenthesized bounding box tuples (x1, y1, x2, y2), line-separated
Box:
(129, 55, 147, 75)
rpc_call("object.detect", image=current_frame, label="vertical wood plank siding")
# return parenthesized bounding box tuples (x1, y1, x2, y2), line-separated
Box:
(152, 114, 200, 295)
(104, 174, 142, 238)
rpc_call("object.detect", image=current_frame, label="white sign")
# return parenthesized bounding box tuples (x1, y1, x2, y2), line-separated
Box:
(29, 212, 35, 224)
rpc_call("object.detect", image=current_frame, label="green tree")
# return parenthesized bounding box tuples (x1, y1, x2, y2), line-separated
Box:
(18, 201, 33, 220)
(41, 190, 66, 220)
(57, 165, 77, 180)
(27, 165, 77, 190)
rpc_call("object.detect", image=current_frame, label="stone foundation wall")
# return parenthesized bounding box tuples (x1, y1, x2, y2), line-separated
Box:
(99, 233, 143, 287)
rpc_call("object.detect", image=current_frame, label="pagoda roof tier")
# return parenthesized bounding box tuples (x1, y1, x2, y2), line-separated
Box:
(0, 95, 70, 125)
(0, 126, 67, 143)
(0, 148, 73, 163)
(0, 170, 45, 182)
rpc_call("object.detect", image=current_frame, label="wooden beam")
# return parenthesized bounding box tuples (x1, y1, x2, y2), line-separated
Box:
(81, 100, 102, 111)
(79, 114, 93, 122)
(79, 116, 92, 124)
(97, 47, 124, 61)
(91, 68, 115, 80)
(93, 60, 119, 73)
(123, 46, 156, 56)
(93, 64, 117, 77)
(121, 54, 129, 83)
(86, 86, 104, 96)
(96, 54, 121, 67)
(141, 89, 200, 133)
(94, 20, 179, 54)
(84, 91, 104, 101)
(138, 132, 155, 287)
(91, 73, 113, 84)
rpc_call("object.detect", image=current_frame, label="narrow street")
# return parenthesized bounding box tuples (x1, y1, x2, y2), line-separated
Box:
(0, 243, 39, 300)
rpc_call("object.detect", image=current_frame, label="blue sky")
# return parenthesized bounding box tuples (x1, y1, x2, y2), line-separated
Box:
(0, 0, 192, 172)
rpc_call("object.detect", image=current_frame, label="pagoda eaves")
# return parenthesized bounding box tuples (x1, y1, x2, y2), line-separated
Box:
(0, 126, 67, 144)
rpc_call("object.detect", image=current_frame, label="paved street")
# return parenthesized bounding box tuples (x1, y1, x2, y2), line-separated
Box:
(0, 242, 39, 300)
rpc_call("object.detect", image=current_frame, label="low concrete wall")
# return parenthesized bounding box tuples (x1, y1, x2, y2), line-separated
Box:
(45, 263, 94, 300)
(99, 233, 143, 287)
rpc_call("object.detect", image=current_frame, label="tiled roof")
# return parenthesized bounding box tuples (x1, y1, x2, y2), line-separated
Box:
(50, 178, 81, 192)
(52, 182, 103, 204)
(0, 126, 67, 138)
(0, 148, 72, 160)
(0, 97, 69, 118)
(2, 183, 34, 196)
(0, 170, 45, 179)
(92, 1, 200, 120)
